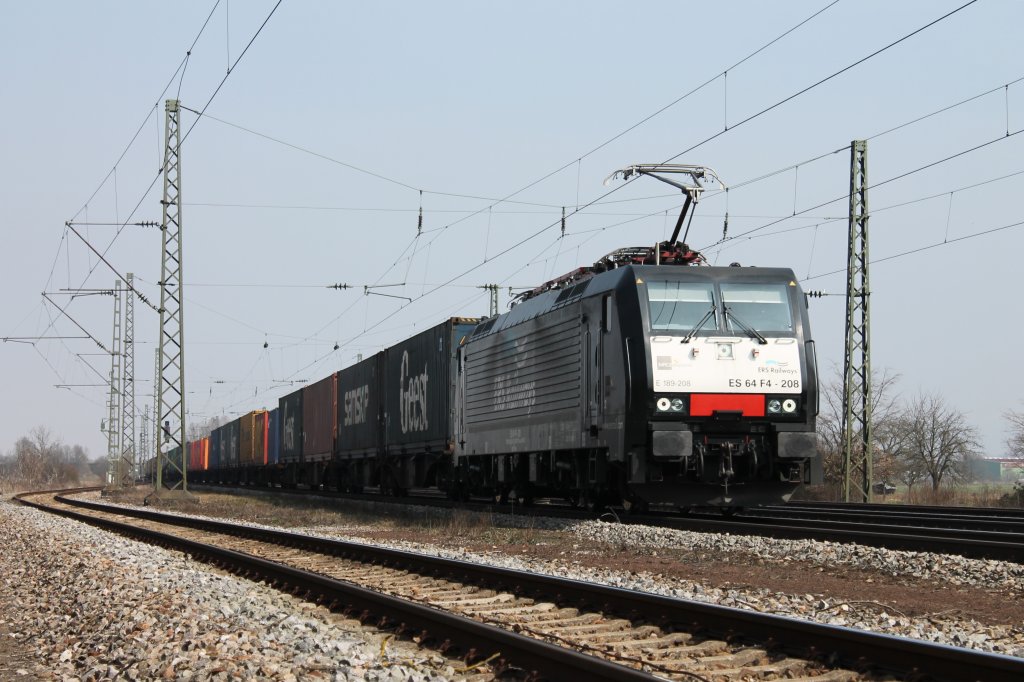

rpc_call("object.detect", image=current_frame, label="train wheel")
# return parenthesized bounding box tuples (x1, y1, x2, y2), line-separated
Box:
(623, 497, 649, 515)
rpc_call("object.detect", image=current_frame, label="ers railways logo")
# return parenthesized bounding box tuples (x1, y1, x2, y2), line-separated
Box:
(399, 350, 429, 433)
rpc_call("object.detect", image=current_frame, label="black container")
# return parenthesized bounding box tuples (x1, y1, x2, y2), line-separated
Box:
(223, 418, 241, 468)
(279, 387, 304, 463)
(209, 427, 223, 470)
(383, 317, 478, 454)
(267, 408, 280, 465)
(337, 352, 383, 457)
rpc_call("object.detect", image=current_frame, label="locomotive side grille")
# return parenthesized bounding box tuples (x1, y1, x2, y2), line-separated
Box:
(464, 313, 581, 425)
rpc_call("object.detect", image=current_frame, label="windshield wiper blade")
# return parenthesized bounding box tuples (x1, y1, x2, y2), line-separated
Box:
(725, 307, 768, 345)
(681, 305, 716, 344)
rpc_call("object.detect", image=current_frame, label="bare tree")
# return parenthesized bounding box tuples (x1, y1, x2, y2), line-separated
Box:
(0, 427, 91, 490)
(188, 415, 229, 443)
(816, 366, 903, 494)
(901, 392, 981, 491)
(1005, 408, 1024, 458)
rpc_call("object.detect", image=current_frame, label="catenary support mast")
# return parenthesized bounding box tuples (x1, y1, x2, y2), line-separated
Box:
(154, 99, 189, 495)
(118, 272, 136, 487)
(105, 280, 122, 487)
(150, 347, 159, 477)
(480, 284, 499, 317)
(842, 140, 872, 503)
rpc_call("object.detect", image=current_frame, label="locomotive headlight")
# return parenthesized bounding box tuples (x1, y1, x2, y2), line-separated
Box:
(782, 398, 797, 413)
(656, 397, 672, 412)
(671, 398, 685, 412)
(767, 399, 782, 414)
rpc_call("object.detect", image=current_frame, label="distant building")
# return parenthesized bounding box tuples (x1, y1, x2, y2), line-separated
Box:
(971, 457, 1024, 481)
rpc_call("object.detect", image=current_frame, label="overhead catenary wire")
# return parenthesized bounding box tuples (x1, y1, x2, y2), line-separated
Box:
(61, 0, 284, 302)
(804, 218, 1024, 282)
(704, 127, 1024, 250)
(34, 1, 284, 412)
(151, 2, 868, 404)
(134, 2, 983, 417)
(176, 111, 1024, 387)
(278, 0, 982, 392)
(65, 0, 223, 227)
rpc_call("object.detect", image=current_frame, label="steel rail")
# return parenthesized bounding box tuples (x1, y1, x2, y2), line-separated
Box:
(634, 512, 1024, 563)
(780, 501, 1024, 519)
(743, 507, 1024, 533)
(32, 491, 1024, 682)
(17, 492, 657, 682)
(173, 482, 1024, 562)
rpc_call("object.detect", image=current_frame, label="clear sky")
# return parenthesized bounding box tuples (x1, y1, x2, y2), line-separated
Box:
(2, 1, 1022, 462)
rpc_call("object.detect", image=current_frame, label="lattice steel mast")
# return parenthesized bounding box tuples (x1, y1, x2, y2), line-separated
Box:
(151, 347, 159, 476)
(105, 280, 122, 487)
(154, 98, 188, 495)
(480, 284, 499, 317)
(117, 272, 136, 487)
(138, 409, 149, 480)
(842, 140, 872, 503)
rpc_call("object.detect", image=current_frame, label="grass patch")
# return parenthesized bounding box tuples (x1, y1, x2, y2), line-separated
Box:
(107, 485, 553, 547)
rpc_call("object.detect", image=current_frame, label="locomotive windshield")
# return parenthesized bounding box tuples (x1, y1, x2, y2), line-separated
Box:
(720, 283, 794, 333)
(645, 280, 796, 334)
(647, 281, 716, 332)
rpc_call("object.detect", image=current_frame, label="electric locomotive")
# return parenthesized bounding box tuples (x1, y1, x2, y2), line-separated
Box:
(452, 165, 820, 508)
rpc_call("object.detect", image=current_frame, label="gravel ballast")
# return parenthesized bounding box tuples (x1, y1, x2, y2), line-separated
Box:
(0, 499, 456, 681)
(7, 489, 1023, 680)
(91, 491, 1024, 659)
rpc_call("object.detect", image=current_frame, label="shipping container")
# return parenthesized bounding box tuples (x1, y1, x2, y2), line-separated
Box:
(166, 445, 183, 479)
(188, 440, 200, 471)
(383, 317, 479, 454)
(201, 436, 209, 471)
(302, 373, 337, 462)
(209, 428, 222, 470)
(336, 352, 382, 457)
(279, 388, 303, 463)
(222, 418, 241, 468)
(267, 408, 280, 465)
(239, 410, 268, 466)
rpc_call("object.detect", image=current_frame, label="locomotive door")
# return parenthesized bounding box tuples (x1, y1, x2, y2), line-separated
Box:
(590, 295, 612, 433)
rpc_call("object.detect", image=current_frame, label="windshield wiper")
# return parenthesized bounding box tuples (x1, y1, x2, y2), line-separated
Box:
(680, 304, 717, 344)
(725, 307, 768, 345)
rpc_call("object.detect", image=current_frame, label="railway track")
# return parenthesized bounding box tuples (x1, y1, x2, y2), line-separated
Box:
(658, 510, 1024, 563)
(192, 482, 1024, 563)
(760, 502, 1024, 532)
(17, 488, 1024, 681)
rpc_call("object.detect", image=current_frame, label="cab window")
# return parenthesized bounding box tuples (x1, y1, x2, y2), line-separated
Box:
(720, 283, 794, 332)
(647, 281, 716, 332)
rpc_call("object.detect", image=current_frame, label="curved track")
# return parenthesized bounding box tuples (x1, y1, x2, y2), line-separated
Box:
(17, 488, 1024, 681)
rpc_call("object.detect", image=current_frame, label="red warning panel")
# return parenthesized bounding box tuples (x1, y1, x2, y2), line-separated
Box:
(690, 394, 765, 417)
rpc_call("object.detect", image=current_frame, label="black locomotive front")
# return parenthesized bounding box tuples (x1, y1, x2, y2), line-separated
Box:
(628, 265, 820, 507)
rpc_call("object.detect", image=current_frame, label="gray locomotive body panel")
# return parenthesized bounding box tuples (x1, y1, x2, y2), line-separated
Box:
(459, 269, 635, 460)
(462, 305, 583, 454)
